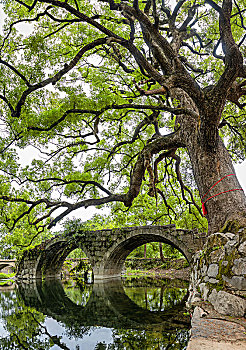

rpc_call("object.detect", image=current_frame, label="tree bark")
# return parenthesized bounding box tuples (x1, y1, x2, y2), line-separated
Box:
(159, 242, 165, 263)
(170, 88, 246, 233)
(188, 135, 246, 233)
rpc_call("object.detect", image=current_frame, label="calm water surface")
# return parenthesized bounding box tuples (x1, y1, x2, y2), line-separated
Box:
(0, 277, 190, 349)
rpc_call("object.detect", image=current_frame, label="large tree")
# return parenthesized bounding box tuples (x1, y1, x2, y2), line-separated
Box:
(0, 0, 246, 237)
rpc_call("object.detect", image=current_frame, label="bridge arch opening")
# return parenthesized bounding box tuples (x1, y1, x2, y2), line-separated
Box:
(123, 280, 188, 312)
(102, 234, 190, 279)
(35, 240, 93, 280)
(0, 263, 15, 274)
(63, 248, 93, 282)
(127, 241, 183, 259)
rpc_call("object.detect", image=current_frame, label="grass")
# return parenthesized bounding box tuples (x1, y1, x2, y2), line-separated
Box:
(122, 268, 156, 277)
(0, 272, 15, 279)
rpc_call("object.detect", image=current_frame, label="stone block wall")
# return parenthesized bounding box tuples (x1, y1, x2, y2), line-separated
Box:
(16, 251, 41, 280)
(188, 229, 246, 317)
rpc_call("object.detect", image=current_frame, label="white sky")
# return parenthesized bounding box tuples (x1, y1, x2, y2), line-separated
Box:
(235, 161, 246, 192)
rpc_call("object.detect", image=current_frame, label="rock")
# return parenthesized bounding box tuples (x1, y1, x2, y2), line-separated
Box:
(187, 289, 202, 307)
(232, 258, 246, 275)
(222, 275, 246, 290)
(199, 283, 209, 301)
(207, 264, 219, 278)
(191, 306, 207, 326)
(208, 278, 219, 284)
(209, 232, 230, 245)
(208, 288, 218, 305)
(210, 249, 225, 263)
(225, 240, 238, 255)
(210, 290, 246, 317)
(238, 242, 246, 255)
(201, 264, 208, 276)
(225, 233, 237, 241)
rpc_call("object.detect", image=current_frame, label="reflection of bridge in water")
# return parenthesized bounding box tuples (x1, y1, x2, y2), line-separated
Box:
(17, 279, 190, 332)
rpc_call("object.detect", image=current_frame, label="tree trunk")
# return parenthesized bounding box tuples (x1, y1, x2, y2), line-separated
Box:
(159, 285, 164, 311)
(188, 133, 246, 233)
(159, 242, 165, 262)
(172, 88, 246, 233)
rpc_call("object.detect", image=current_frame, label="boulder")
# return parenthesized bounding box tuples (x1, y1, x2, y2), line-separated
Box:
(209, 290, 246, 317)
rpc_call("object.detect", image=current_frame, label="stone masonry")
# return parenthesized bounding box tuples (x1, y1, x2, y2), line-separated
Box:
(188, 228, 246, 317)
(16, 224, 205, 281)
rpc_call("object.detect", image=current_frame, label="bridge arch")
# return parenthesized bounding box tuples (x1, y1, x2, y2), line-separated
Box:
(103, 234, 189, 278)
(16, 225, 204, 281)
(93, 226, 193, 279)
(0, 261, 16, 272)
(35, 239, 92, 279)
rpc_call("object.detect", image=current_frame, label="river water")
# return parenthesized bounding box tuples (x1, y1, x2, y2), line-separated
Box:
(0, 277, 190, 349)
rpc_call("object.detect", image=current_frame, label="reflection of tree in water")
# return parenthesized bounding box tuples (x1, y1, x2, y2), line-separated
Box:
(63, 279, 92, 307)
(0, 284, 92, 348)
(0, 278, 190, 349)
(31, 280, 93, 339)
(0, 294, 66, 349)
(109, 328, 189, 350)
(92, 328, 189, 350)
(123, 277, 189, 313)
(124, 286, 188, 312)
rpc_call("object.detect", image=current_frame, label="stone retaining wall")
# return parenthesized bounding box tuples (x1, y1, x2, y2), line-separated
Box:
(188, 229, 246, 317)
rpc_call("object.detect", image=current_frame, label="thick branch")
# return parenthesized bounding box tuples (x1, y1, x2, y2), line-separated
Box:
(27, 104, 198, 132)
(207, 0, 244, 105)
(50, 131, 185, 227)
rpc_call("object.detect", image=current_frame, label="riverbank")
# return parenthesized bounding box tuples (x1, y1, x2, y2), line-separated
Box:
(188, 303, 246, 350)
(124, 266, 190, 280)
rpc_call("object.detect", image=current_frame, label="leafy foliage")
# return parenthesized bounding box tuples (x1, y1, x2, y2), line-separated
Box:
(0, 0, 245, 249)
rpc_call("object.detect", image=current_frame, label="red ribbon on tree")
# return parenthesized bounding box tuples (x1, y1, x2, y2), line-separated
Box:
(201, 174, 243, 216)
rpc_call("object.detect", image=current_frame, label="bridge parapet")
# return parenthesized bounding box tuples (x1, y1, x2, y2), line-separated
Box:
(16, 225, 205, 281)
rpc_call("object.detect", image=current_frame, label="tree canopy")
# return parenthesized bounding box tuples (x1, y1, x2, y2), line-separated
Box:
(0, 0, 246, 249)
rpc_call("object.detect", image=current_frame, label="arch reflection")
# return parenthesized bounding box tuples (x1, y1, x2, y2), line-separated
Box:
(17, 278, 190, 332)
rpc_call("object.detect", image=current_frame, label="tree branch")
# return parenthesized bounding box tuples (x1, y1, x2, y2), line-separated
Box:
(15, 0, 38, 11)
(49, 131, 185, 227)
(13, 37, 108, 118)
(0, 59, 31, 87)
(27, 104, 198, 133)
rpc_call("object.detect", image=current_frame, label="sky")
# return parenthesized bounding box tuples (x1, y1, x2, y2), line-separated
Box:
(234, 161, 246, 192)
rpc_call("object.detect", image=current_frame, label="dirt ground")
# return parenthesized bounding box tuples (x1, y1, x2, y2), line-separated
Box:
(187, 302, 246, 350)
(187, 339, 246, 350)
(187, 317, 246, 350)
(150, 267, 191, 280)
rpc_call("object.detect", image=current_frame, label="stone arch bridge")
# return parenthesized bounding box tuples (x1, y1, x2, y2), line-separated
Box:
(0, 259, 16, 272)
(16, 225, 205, 281)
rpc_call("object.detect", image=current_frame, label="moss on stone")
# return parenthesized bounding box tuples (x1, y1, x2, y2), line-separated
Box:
(221, 219, 243, 234)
